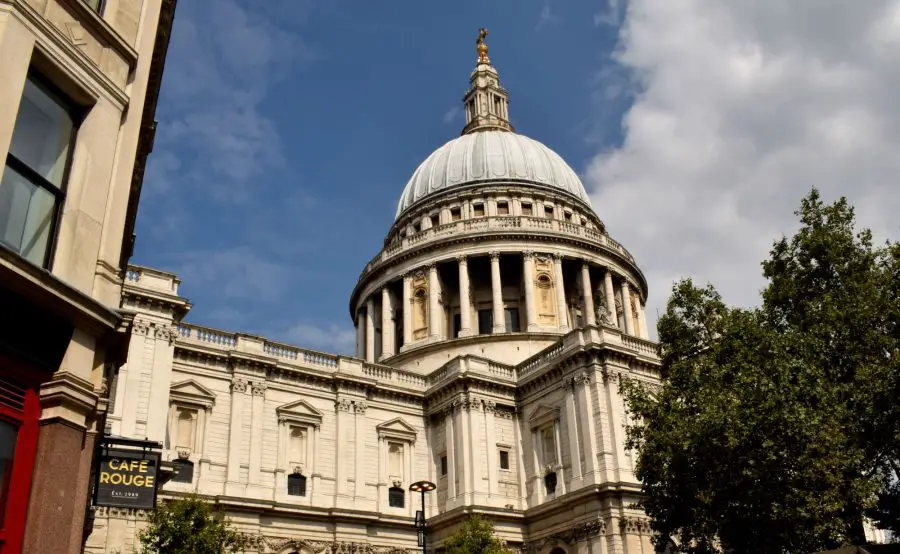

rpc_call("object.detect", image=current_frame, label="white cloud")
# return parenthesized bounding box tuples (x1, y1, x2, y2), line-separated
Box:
(443, 106, 462, 124)
(586, 0, 900, 337)
(593, 0, 621, 27)
(535, 5, 561, 32)
(281, 322, 357, 356)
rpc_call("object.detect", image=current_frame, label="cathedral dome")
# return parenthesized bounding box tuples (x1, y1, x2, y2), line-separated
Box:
(395, 132, 593, 219)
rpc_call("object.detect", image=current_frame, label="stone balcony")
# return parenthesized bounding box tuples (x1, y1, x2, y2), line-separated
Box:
(172, 321, 658, 396)
(359, 215, 638, 279)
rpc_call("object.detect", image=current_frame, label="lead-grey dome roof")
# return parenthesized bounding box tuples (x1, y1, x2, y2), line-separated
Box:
(395, 131, 593, 219)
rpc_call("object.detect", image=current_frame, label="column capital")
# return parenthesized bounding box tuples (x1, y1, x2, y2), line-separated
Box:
(582, 261, 592, 271)
(489, 251, 501, 261)
(427, 262, 438, 272)
(522, 250, 534, 260)
(231, 377, 248, 393)
(551, 252, 564, 262)
(251, 381, 267, 396)
(456, 254, 468, 264)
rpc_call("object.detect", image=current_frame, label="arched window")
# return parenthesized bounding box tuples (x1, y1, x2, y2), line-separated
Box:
(388, 486, 405, 508)
(549, 548, 567, 554)
(172, 459, 194, 483)
(287, 473, 307, 497)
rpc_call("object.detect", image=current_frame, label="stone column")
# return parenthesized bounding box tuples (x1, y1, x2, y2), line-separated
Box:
(638, 301, 649, 339)
(458, 256, 473, 337)
(445, 410, 457, 500)
(365, 296, 376, 361)
(402, 273, 412, 347)
(334, 398, 351, 499)
(483, 401, 498, 497)
(564, 379, 583, 485)
(226, 377, 248, 488)
(354, 402, 367, 503)
(581, 263, 596, 326)
(355, 310, 365, 357)
(621, 281, 635, 335)
(604, 270, 617, 327)
(464, 398, 482, 502)
(575, 372, 599, 484)
(490, 252, 505, 333)
(381, 287, 395, 358)
(523, 251, 537, 330)
(553, 255, 569, 331)
(248, 381, 266, 486)
(428, 264, 442, 339)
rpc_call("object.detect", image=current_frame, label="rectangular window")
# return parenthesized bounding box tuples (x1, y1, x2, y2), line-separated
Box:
(453, 313, 461, 338)
(440, 455, 448, 476)
(430, 214, 439, 228)
(499, 450, 510, 470)
(497, 201, 509, 215)
(564, 211, 573, 222)
(388, 486, 405, 508)
(451, 207, 462, 221)
(544, 205, 554, 218)
(521, 202, 533, 216)
(505, 308, 520, 332)
(1, 76, 77, 268)
(477, 309, 493, 334)
(287, 473, 307, 496)
(473, 203, 485, 217)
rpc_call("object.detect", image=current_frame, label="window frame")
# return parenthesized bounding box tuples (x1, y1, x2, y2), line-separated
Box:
(1, 71, 83, 270)
(287, 472, 307, 497)
(498, 449, 510, 470)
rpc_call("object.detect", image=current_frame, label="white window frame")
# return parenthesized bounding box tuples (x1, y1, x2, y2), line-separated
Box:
(276, 400, 323, 503)
(166, 380, 216, 489)
(528, 404, 564, 501)
(376, 418, 418, 514)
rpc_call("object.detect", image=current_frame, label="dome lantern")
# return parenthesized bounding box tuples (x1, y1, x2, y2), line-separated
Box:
(462, 28, 514, 135)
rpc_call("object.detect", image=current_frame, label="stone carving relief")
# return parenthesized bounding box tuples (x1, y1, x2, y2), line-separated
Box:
(335, 398, 353, 412)
(252, 381, 268, 396)
(353, 401, 368, 414)
(231, 378, 248, 394)
(519, 517, 607, 553)
(263, 538, 414, 554)
(620, 517, 652, 535)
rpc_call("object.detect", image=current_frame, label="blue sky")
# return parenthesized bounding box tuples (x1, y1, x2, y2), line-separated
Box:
(135, 0, 900, 354)
(135, 0, 630, 353)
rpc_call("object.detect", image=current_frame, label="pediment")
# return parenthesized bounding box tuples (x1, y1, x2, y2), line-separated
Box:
(528, 404, 560, 427)
(376, 417, 417, 442)
(276, 400, 323, 426)
(170, 380, 216, 407)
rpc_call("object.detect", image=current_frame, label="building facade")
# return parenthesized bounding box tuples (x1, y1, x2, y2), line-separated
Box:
(0, 0, 175, 551)
(87, 34, 663, 554)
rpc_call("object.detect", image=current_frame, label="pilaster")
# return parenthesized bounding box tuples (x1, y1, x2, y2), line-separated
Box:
(353, 400, 368, 506)
(247, 380, 266, 491)
(483, 400, 498, 499)
(334, 397, 352, 500)
(564, 378, 583, 488)
(225, 377, 248, 495)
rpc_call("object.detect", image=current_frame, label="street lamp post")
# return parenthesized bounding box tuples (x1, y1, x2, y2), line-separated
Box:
(409, 480, 436, 554)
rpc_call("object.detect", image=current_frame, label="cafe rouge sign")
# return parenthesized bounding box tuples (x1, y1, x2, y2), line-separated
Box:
(94, 446, 160, 509)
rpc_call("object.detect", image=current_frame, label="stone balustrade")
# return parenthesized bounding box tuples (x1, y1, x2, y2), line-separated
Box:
(172, 321, 656, 394)
(359, 215, 637, 279)
(125, 264, 180, 294)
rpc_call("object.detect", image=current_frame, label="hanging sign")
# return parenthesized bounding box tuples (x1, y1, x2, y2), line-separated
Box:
(94, 446, 160, 509)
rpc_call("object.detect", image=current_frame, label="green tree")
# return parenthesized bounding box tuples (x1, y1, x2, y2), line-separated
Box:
(139, 495, 253, 554)
(622, 189, 899, 553)
(443, 515, 512, 554)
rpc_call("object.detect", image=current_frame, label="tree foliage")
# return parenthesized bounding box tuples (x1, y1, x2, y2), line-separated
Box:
(443, 515, 512, 554)
(622, 189, 899, 553)
(139, 495, 252, 554)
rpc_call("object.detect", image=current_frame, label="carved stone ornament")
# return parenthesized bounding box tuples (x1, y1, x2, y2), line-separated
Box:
(154, 326, 172, 342)
(573, 372, 591, 387)
(231, 378, 248, 393)
(335, 398, 353, 412)
(251, 381, 267, 396)
(620, 517, 652, 535)
(292, 465, 305, 475)
(489, 251, 501, 260)
(392, 479, 403, 488)
(596, 294, 613, 325)
(522, 250, 534, 259)
(456, 254, 468, 264)
(483, 400, 496, 413)
(176, 448, 191, 460)
(543, 463, 560, 476)
(133, 319, 151, 336)
(353, 401, 368, 414)
(601, 369, 620, 384)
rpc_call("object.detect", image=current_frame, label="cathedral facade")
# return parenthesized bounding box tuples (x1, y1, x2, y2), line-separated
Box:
(86, 36, 663, 554)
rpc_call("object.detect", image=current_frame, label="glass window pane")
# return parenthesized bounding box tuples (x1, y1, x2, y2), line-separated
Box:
(9, 79, 73, 188)
(0, 420, 18, 526)
(0, 166, 56, 265)
(505, 308, 520, 332)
